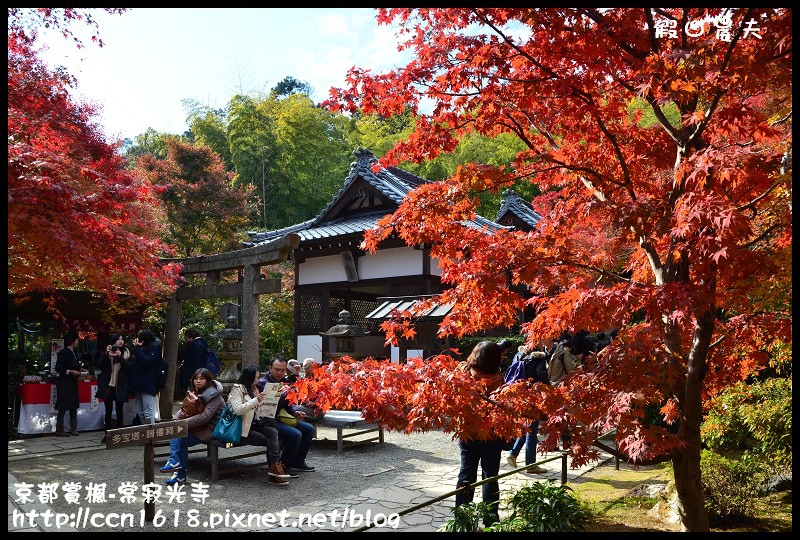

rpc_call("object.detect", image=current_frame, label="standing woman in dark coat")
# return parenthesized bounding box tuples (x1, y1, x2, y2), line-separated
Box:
(97, 333, 131, 438)
(130, 328, 160, 425)
(454, 341, 507, 528)
(55, 330, 82, 436)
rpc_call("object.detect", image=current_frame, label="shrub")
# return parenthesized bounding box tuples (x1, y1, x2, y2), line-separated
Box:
(437, 501, 495, 532)
(701, 450, 768, 522)
(701, 377, 792, 472)
(494, 480, 589, 532)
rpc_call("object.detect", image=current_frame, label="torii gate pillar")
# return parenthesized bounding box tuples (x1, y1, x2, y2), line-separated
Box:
(159, 234, 300, 416)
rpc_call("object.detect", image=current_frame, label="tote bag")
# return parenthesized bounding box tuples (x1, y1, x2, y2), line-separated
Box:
(212, 405, 242, 444)
(277, 408, 298, 427)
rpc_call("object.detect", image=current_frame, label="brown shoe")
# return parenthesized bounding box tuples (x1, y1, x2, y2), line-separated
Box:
(268, 462, 291, 482)
(70, 429, 79, 436)
(268, 473, 289, 486)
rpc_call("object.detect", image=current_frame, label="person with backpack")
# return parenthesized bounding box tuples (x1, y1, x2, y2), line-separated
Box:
(504, 345, 548, 474)
(179, 328, 209, 394)
(547, 336, 580, 386)
(130, 328, 161, 425)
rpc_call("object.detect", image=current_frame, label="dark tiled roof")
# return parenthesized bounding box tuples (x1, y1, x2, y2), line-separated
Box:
(245, 148, 508, 247)
(496, 189, 542, 230)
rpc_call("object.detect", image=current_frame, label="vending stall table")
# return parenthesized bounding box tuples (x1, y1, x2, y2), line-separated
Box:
(15, 381, 159, 435)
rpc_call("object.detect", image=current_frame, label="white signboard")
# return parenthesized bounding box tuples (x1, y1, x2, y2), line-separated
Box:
(50, 339, 64, 375)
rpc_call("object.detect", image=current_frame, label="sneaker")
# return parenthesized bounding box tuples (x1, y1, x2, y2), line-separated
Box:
(268, 462, 292, 479)
(160, 461, 180, 474)
(165, 471, 186, 485)
(506, 454, 518, 469)
(293, 462, 315, 472)
(525, 465, 548, 474)
(282, 467, 300, 478)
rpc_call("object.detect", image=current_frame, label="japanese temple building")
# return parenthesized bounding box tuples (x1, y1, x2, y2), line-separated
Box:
(244, 148, 541, 363)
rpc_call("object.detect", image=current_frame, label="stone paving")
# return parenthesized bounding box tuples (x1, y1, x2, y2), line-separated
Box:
(9, 425, 612, 532)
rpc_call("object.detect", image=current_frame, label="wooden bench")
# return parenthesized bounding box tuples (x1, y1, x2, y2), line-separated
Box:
(154, 410, 385, 481)
(155, 440, 269, 482)
(313, 410, 384, 453)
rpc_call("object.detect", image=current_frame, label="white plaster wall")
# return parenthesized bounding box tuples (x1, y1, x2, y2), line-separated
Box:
(431, 257, 442, 277)
(297, 335, 322, 362)
(390, 347, 424, 363)
(358, 247, 423, 280)
(298, 255, 348, 285)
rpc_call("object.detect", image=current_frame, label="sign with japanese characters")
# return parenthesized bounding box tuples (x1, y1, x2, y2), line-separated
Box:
(105, 420, 189, 449)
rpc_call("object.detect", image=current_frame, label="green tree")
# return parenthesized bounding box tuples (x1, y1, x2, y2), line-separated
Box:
(271, 75, 313, 99)
(183, 99, 233, 170)
(226, 92, 351, 231)
(226, 94, 279, 229)
(123, 128, 175, 163)
(271, 93, 351, 225)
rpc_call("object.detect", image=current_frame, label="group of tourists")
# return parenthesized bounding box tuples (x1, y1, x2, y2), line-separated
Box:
(456, 331, 608, 527)
(58, 325, 606, 514)
(55, 328, 163, 440)
(158, 333, 318, 487)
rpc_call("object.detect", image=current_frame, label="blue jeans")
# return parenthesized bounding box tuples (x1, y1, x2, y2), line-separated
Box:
(276, 420, 314, 467)
(167, 432, 204, 472)
(455, 438, 503, 518)
(134, 392, 157, 425)
(509, 420, 539, 465)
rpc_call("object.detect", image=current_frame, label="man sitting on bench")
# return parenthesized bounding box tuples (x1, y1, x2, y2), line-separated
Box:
(258, 356, 316, 475)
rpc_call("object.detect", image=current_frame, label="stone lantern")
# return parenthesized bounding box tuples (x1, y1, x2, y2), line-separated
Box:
(213, 315, 242, 396)
(320, 309, 367, 360)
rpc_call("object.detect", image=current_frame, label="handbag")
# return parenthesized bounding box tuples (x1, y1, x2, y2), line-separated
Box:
(277, 408, 298, 427)
(180, 391, 205, 419)
(212, 405, 243, 444)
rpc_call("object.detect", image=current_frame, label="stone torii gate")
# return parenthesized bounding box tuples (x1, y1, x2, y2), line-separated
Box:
(158, 234, 300, 415)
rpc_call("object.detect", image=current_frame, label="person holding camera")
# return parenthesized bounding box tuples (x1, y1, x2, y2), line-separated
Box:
(97, 334, 132, 439)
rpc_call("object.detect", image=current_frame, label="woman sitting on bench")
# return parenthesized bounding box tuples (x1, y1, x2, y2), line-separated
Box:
(228, 366, 293, 486)
(160, 368, 224, 485)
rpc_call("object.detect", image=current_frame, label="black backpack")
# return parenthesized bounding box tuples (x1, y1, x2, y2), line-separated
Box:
(154, 356, 168, 390)
(523, 351, 550, 385)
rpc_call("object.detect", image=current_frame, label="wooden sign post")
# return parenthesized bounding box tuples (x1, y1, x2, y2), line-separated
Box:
(105, 420, 189, 522)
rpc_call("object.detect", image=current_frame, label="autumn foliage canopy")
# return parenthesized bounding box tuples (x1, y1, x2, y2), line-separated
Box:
(312, 8, 791, 530)
(8, 9, 181, 315)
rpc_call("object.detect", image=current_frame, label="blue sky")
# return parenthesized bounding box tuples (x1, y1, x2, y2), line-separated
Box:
(35, 8, 407, 141)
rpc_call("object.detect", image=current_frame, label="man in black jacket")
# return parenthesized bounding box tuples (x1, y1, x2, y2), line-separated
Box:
(179, 327, 208, 394)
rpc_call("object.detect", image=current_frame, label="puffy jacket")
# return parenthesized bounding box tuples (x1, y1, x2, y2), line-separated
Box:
(174, 379, 224, 441)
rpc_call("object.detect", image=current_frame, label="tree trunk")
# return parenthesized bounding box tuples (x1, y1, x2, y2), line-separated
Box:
(671, 310, 715, 532)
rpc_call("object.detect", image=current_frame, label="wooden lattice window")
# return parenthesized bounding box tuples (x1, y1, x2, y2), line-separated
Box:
(350, 298, 380, 333)
(328, 297, 346, 330)
(298, 287, 324, 334)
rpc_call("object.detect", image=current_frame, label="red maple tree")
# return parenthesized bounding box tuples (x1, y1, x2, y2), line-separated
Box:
(8, 9, 181, 317)
(315, 8, 792, 531)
